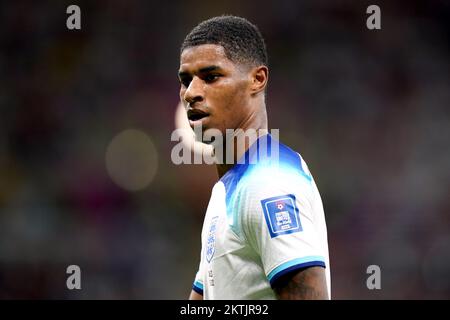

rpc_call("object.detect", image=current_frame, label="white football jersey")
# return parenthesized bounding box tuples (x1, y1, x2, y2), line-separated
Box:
(192, 134, 331, 299)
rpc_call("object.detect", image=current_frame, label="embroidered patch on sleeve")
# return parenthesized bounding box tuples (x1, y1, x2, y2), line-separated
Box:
(261, 194, 302, 238)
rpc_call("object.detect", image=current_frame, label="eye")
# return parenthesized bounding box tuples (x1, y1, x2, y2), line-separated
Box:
(179, 77, 191, 87)
(204, 74, 220, 83)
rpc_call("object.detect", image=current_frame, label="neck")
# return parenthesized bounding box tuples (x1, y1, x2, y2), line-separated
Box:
(215, 108, 268, 179)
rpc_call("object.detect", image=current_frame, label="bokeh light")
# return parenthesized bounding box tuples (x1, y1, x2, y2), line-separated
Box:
(106, 129, 158, 191)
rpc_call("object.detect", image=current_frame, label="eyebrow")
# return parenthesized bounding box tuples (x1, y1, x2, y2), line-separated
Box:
(178, 65, 221, 77)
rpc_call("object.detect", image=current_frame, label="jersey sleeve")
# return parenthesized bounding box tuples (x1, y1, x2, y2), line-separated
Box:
(239, 169, 327, 288)
(192, 246, 205, 295)
(192, 270, 204, 295)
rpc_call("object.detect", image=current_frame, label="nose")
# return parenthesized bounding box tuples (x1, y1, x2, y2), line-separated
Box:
(183, 76, 204, 105)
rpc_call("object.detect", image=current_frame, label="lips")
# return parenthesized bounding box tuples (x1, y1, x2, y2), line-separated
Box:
(187, 109, 210, 125)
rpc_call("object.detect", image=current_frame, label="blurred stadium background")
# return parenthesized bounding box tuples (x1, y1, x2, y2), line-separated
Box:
(0, 0, 449, 299)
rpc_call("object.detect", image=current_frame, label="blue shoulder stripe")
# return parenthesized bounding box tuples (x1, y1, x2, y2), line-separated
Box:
(220, 134, 312, 236)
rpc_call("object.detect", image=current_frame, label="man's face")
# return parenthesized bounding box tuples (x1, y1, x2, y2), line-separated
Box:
(178, 44, 251, 137)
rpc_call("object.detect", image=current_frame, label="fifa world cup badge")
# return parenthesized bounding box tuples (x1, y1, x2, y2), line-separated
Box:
(261, 194, 302, 238)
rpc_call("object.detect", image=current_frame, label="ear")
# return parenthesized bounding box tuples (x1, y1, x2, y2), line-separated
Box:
(249, 66, 269, 95)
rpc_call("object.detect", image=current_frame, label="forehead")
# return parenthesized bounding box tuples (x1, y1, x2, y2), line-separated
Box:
(179, 44, 234, 72)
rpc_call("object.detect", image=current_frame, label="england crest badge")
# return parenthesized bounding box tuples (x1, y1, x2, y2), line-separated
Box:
(206, 216, 219, 263)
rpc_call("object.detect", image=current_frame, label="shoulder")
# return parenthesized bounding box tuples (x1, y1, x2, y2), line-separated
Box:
(240, 138, 314, 196)
(229, 139, 315, 212)
(220, 136, 316, 232)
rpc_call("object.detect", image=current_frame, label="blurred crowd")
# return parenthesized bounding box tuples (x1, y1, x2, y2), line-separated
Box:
(0, 0, 449, 298)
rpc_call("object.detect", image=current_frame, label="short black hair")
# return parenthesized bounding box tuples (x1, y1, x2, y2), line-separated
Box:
(181, 15, 268, 68)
